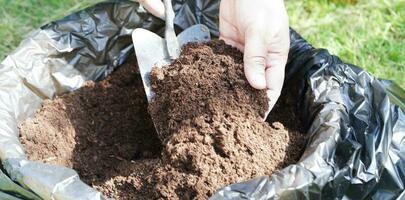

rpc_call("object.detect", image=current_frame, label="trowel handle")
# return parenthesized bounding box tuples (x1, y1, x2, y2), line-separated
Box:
(163, 0, 180, 59)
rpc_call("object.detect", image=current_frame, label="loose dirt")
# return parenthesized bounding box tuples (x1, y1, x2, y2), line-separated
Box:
(19, 57, 160, 199)
(19, 40, 306, 200)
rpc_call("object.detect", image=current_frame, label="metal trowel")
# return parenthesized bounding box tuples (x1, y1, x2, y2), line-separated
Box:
(132, 0, 211, 102)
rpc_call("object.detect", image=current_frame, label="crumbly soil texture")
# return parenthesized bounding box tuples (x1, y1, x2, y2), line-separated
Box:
(19, 40, 307, 200)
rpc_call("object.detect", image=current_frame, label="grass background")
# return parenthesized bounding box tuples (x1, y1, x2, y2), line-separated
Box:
(0, 0, 404, 87)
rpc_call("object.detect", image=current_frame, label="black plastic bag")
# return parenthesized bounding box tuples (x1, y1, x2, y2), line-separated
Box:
(0, 0, 403, 199)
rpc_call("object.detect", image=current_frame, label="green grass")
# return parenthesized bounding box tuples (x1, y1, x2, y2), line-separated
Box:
(0, 0, 404, 87)
(0, 0, 102, 58)
(287, 0, 405, 87)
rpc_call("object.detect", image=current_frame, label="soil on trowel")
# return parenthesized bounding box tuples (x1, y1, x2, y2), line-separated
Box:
(19, 40, 307, 200)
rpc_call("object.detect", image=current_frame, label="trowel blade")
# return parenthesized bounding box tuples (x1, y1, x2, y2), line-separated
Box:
(132, 28, 169, 102)
(177, 24, 211, 47)
(132, 24, 211, 102)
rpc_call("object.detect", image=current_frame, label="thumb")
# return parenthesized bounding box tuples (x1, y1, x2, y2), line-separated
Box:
(136, 0, 165, 19)
(264, 49, 288, 116)
(243, 28, 268, 90)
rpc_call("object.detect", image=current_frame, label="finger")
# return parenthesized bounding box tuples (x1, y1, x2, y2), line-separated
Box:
(219, 16, 244, 51)
(220, 36, 244, 52)
(243, 27, 268, 90)
(264, 52, 286, 113)
(219, 14, 240, 41)
(136, 0, 165, 19)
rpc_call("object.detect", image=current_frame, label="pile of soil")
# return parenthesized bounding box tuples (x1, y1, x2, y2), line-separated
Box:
(148, 40, 305, 199)
(19, 57, 161, 198)
(19, 40, 306, 199)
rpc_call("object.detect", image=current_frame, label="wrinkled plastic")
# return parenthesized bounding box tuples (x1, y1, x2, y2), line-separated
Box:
(0, 0, 403, 199)
(212, 30, 405, 199)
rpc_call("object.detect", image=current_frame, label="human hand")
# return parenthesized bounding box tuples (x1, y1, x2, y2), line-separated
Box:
(136, 0, 290, 113)
(136, 0, 165, 19)
(220, 0, 290, 111)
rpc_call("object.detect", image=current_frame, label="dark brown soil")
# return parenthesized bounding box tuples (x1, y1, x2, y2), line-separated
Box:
(19, 40, 306, 200)
(148, 40, 306, 199)
(19, 57, 161, 199)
